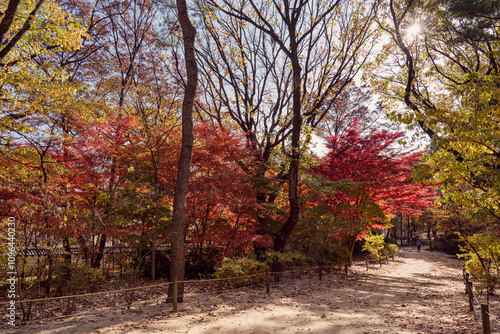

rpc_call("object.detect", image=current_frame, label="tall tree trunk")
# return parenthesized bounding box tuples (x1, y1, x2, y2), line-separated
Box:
(62, 237, 72, 272)
(400, 213, 403, 245)
(41, 159, 53, 297)
(151, 200, 158, 281)
(348, 237, 356, 267)
(273, 26, 302, 253)
(407, 215, 410, 246)
(168, 0, 197, 303)
(91, 234, 106, 269)
(45, 214, 52, 297)
(152, 174, 159, 281)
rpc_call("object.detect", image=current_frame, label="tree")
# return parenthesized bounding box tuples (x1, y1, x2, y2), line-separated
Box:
(123, 31, 183, 279)
(57, 114, 137, 268)
(315, 84, 395, 139)
(199, 0, 380, 252)
(168, 0, 198, 303)
(0, 0, 84, 66)
(311, 121, 436, 263)
(187, 123, 266, 261)
(0, 0, 85, 130)
(418, 204, 483, 254)
(371, 0, 500, 221)
(54, 0, 166, 272)
(129, 85, 181, 280)
(459, 231, 500, 293)
(0, 140, 71, 297)
(0, 0, 87, 296)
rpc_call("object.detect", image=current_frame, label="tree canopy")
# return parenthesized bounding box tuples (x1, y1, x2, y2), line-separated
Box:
(371, 0, 500, 221)
(2, 0, 499, 301)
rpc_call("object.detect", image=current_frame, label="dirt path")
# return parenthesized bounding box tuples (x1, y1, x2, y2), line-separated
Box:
(8, 247, 494, 334)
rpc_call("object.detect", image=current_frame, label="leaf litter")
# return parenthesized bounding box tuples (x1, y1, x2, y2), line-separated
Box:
(5, 247, 496, 334)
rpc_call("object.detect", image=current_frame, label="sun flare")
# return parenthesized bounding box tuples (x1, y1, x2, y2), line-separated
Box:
(407, 23, 422, 39)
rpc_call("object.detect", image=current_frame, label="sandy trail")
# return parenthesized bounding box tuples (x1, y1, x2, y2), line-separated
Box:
(7, 247, 492, 334)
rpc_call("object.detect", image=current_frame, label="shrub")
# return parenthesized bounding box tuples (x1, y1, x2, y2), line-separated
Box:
(214, 257, 268, 288)
(327, 244, 351, 265)
(265, 250, 308, 266)
(186, 261, 215, 279)
(142, 250, 171, 279)
(52, 262, 105, 295)
(386, 237, 398, 245)
(384, 243, 399, 259)
(459, 232, 500, 293)
(185, 246, 218, 279)
(362, 234, 386, 262)
(430, 232, 462, 255)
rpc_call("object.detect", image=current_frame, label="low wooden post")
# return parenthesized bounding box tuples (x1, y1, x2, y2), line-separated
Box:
(465, 273, 470, 294)
(365, 259, 369, 271)
(481, 304, 491, 334)
(125, 291, 134, 309)
(467, 282, 474, 312)
(319, 263, 322, 281)
(344, 262, 348, 275)
(173, 278, 178, 312)
(265, 268, 270, 294)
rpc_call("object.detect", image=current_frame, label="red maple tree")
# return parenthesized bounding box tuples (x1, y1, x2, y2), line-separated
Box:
(311, 121, 437, 262)
(187, 123, 268, 261)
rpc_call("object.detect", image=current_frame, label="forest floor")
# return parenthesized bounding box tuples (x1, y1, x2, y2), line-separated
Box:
(7, 247, 499, 334)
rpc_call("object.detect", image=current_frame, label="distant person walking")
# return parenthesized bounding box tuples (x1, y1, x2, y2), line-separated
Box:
(416, 240, 421, 252)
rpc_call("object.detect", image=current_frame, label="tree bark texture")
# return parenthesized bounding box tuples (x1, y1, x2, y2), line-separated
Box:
(168, 0, 197, 303)
(273, 25, 302, 253)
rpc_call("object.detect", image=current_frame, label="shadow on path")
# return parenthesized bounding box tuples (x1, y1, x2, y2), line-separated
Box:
(7, 247, 481, 334)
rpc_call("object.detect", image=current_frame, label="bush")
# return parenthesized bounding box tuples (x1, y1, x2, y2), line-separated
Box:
(430, 232, 462, 255)
(142, 251, 171, 279)
(185, 246, 218, 279)
(186, 261, 215, 279)
(459, 232, 500, 293)
(384, 243, 399, 259)
(214, 257, 268, 288)
(265, 250, 308, 266)
(327, 244, 351, 265)
(386, 237, 398, 245)
(52, 262, 105, 295)
(362, 234, 386, 262)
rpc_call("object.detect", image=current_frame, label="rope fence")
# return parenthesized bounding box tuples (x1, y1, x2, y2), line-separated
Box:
(1, 262, 346, 325)
(486, 311, 500, 325)
(463, 269, 497, 334)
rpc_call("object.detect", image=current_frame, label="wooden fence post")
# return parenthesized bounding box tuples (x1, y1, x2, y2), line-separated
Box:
(365, 259, 369, 271)
(345, 262, 348, 275)
(266, 268, 270, 294)
(173, 278, 178, 312)
(319, 263, 322, 281)
(465, 273, 470, 294)
(467, 282, 474, 312)
(481, 304, 491, 334)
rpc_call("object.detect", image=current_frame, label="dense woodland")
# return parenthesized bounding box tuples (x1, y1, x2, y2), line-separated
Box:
(0, 0, 499, 300)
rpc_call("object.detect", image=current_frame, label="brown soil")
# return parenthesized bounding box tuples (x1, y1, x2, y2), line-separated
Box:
(6, 247, 497, 334)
